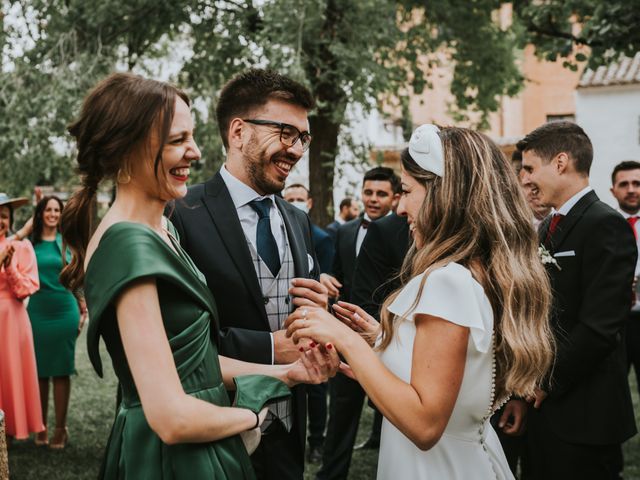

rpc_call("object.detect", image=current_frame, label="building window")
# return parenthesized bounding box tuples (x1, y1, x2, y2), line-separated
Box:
(546, 114, 575, 123)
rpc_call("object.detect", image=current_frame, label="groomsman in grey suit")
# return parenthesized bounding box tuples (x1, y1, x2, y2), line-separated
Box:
(170, 69, 330, 480)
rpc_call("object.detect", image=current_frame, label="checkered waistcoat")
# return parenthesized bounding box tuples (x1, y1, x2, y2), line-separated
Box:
(245, 225, 295, 431)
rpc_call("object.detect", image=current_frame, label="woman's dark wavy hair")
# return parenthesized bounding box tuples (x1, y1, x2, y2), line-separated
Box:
(31, 196, 64, 244)
(60, 72, 189, 291)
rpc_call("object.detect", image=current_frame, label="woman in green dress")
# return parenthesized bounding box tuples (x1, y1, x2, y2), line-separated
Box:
(28, 195, 86, 449)
(59, 72, 338, 479)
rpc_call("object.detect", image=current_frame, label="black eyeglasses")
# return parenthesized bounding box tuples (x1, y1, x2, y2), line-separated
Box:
(243, 119, 312, 152)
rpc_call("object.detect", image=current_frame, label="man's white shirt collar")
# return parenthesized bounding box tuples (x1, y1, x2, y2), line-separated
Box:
(618, 208, 640, 219)
(220, 164, 276, 209)
(556, 186, 593, 216)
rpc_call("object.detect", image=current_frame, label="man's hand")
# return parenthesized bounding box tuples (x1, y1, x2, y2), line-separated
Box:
(289, 278, 328, 310)
(529, 388, 547, 409)
(273, 329, 309, 364)
(319, 273, 342, 299)
(498, 399, 528, 436)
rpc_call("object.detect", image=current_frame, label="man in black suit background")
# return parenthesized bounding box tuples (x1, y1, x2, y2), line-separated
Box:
(325, 197, 360, 242)
(283, 183, 334, 463)
(610, 160, 640, 402)
(283, 184, 334, 275)
(349, 211, 411, 452)
(317, 166, 400, 480)
(519, 121, 637, 479)
(170, 69, 330, 480)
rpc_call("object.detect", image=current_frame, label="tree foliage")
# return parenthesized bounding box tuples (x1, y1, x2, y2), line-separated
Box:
(2, 0, 631, 224)
(514, 0, 640, 68)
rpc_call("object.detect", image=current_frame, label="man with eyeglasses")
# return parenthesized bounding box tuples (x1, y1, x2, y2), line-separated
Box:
(169, 69, 333, 480)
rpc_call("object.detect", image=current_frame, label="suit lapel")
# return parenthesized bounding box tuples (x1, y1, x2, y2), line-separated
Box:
(275, 196, 308, 278)
(538, 215, 551, 245)
(347, 216, 363, 259)
(549, 190, 599, 251)
(201, 173, 269, 326)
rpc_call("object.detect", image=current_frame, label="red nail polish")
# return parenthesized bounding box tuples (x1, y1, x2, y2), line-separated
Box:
(326, 343, 333, 350)
(299, 347, 304, 352)
(310, 341, 317, 348)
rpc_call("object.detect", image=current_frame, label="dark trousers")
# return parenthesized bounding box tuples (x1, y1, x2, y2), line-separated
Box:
(316, 374, 365, 480)
(307, 382, 328, 448)
(252, 421, 304, 480)
(524, 408, 622, 480)
(490, 409, 527, 477)
(628, 312, 640, 398)
(370, 409, 382, 443)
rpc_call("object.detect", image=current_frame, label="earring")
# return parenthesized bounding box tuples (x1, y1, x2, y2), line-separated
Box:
(116, 168, 131, 184)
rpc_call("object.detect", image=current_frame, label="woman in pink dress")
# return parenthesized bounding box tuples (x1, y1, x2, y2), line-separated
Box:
(0, 193, 44, 442)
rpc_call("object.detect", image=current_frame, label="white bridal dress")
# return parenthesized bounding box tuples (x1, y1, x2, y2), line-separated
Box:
(377, 263, 514, 480)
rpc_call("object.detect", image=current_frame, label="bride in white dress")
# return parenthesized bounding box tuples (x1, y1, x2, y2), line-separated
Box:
(286, 124, 556, 479)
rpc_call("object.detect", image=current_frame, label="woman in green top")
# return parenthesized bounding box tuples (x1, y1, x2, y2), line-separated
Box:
(59, 72, 337, 480)
(28, 195, 86, 449)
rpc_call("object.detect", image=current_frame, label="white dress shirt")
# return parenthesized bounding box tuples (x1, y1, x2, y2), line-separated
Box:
(618, 209, 640, 278)
(355, 211, 393, 256)
(219, 165, 286, 258)
(219, 164, 288, 363)
(555, 186, 593, 216)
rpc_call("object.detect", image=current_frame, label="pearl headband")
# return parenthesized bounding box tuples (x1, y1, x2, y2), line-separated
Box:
(408, 124, 444, 178)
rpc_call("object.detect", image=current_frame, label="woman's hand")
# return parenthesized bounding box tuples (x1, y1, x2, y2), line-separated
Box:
(239, 406, 269, 455)
(332, 301, 379, 344)
(1, 244, 15, 269)
(285, 340, 340, 386)
(284, 306, 354, 349)
(77, 298, 88, 337)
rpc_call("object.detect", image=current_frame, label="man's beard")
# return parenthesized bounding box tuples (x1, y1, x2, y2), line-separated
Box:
(245, 140, 295, 195)
(620, 198, 640, 214)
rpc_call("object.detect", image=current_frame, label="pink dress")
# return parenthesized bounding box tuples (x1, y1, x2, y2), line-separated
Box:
(0, 236, 44, 439)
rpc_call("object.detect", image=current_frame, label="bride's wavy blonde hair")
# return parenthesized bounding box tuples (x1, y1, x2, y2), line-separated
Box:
(379, 127, 555, 400)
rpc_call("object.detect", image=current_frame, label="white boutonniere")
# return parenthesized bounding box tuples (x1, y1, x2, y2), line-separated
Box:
(538, 244, 561, 271)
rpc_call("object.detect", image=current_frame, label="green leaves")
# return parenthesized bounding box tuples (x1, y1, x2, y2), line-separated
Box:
(2, 0, 635, 209)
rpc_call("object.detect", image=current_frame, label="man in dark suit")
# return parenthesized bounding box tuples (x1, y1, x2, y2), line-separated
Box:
(610, 160, 640, 401)
(349, 212, 411, 452)
(170, 69, 330, 480)
(325, 197, 359, 242)
(283, 183, 334, 463)
(283, 184, 334, 274)
(519, 121, 637, 480)
(317, 166, 400, 480)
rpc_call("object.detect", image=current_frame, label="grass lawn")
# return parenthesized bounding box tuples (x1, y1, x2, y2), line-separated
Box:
(7, 329, 640, 479)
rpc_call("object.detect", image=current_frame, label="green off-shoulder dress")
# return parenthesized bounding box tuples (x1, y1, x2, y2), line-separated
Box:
(84, 222, 290, 480)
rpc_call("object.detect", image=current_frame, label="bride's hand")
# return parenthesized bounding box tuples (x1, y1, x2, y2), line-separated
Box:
(285, 339, 340, 386)
(332, 301, 379, 342)
(285, 306, 354, 348)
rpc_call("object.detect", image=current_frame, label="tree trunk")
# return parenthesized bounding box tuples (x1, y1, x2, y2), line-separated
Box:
(308, 113, 340, 227)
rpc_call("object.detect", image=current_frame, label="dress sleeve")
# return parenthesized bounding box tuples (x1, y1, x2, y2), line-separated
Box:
(232, 375, 291, 412)
(4, 240, 39, 300)
(387, 263, 493, 353)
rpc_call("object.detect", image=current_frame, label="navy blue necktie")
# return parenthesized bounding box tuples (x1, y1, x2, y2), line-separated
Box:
(249, 198, 281, 276)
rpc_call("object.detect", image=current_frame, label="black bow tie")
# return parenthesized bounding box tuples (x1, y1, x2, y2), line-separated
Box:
(361, 218, 370, 229)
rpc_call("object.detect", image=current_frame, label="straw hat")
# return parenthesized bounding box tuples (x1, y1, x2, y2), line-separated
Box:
(0, 193, 28, 209)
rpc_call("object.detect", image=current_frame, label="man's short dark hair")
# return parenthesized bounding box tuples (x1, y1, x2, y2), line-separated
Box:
(511, 149, 523, 175)
(215, 69, 315, 149)
(339, 197, 353, 210)
(612, 160, 640, 185)
(363, 166, 401, 194)
(516, 121, 593, 175)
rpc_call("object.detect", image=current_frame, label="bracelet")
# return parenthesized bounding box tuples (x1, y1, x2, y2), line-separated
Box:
(249, 410, 260, 430)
